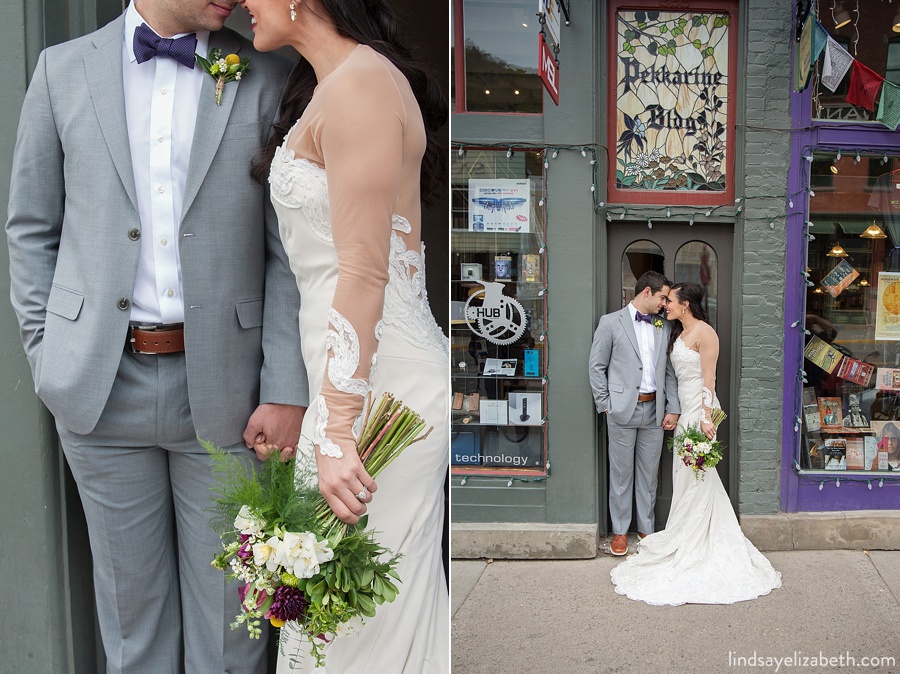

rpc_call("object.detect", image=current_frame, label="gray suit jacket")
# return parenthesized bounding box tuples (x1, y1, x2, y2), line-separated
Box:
(6, 16, 309, 445)
(588, 306, 680, 426)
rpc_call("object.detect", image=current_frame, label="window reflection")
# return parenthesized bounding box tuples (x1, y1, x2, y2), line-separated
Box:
(463, 0, 542, 113)
(675, 242, 717, 328)
(622, 241, 664, 308)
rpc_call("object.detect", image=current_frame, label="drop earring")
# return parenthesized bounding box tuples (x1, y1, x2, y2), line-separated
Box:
(290, 2, 297, 21)
(682, 306, 686, 315)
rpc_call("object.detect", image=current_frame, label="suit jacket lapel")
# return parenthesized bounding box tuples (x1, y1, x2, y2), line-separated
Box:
(618, 307, 640, 357)
(84, 16, 138, 212)
(181, 30, 242, 224)
(653, 318, 667, 364)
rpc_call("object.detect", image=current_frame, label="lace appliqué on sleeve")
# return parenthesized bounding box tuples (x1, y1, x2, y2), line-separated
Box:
(313, 396, 343, 458)
(382, 216, 449, 357)
(325, 308, 370, 398)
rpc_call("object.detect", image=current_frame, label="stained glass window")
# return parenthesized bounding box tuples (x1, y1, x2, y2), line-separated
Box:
(613, 8, 731, 195)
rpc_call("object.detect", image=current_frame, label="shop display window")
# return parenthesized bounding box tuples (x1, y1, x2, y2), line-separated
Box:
(450, 148, 547, 475)
(453, 0, 543, 114)
(800, 152, 900, 473)
(813, 6, 900, 122)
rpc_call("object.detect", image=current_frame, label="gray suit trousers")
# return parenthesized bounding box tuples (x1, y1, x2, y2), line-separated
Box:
(607, 401, 664, 536)
(56, 348, 267, 674)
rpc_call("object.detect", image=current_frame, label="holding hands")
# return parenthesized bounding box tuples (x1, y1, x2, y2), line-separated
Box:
(662, 413, 680, 431)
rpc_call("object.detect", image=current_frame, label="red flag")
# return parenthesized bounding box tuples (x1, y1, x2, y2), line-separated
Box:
(846, 60, 884, 112)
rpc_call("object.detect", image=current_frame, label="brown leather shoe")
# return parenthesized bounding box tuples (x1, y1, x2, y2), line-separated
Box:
(638, 532, 649, 540)
(610, 534, 628, 556)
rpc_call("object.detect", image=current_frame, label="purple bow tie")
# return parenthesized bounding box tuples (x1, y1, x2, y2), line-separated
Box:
(133, 23, 197, 69)
(635, 311, 654, 324)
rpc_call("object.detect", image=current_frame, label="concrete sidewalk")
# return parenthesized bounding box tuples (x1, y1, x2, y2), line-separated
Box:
(451, 547, 900, 673)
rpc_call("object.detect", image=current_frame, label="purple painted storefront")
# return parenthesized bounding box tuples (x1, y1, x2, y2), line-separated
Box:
(781, 10, 900, 512)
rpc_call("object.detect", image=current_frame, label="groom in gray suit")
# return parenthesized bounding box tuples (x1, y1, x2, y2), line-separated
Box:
(6, 1, 307, 671)
(588, 271, 680, 556)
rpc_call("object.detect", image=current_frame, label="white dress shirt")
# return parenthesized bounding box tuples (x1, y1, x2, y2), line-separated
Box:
(123, 3, 210, 324)
(628, 303, 657, 394)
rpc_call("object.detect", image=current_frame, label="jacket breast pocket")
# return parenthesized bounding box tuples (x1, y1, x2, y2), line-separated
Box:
(221, 121, 265, 142)
(46, 284, 84, 321)
(236, 298, 264, 328)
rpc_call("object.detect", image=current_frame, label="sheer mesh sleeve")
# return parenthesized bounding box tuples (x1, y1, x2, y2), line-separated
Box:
(311, 62, 406, 459)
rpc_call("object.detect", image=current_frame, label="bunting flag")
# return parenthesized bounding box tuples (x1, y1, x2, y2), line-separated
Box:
(821, 36, 853, 92)
(877, 80, 900, 130)
(846, 60, 884, 111)
(811, 20, 828, 63)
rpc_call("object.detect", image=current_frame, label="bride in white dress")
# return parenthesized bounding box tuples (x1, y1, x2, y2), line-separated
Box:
(610, 283, 781, 605)
(240, 0, 449, 670)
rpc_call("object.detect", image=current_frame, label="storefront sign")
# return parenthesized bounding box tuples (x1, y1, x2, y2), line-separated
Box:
(468, 179, 531, 233)
(538, 32, 560, 106)
(464, 281, 527, 346)
(610, 2, 736, 203)
(538, 0, 562, 48)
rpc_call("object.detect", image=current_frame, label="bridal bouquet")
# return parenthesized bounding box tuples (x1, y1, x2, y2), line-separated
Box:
(667, 420, 725, 479)
(203, 393, 432, 668)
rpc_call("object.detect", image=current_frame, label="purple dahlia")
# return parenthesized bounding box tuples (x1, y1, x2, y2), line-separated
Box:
(266, 585, 309, 622)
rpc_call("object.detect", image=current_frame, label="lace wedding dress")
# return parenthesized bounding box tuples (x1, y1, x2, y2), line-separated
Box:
(610, 336, 781, 605)
(269, 45, 449, 672)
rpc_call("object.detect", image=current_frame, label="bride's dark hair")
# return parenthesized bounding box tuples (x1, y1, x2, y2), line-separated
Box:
(250, 0, 447, 206)
(667, 282, 710, 353)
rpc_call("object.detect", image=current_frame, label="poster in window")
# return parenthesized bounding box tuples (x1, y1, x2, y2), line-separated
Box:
(820, 259, 859, 298)
(817, 396, 843, 428)
(876, 272, 900, 340)
(468, 179, 531, 233)
(611, 4, 734, 199)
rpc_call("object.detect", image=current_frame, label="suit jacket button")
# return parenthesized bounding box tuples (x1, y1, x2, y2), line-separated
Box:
(128, 228, 141, 241)
(117, 297, 130, 310)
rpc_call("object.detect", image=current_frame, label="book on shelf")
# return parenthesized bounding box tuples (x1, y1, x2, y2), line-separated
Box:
(803, 404, 821, 432)
(864, 436, 878, 470)
(823, 437, 847, 470)
(804, 435, 825, 470)
(817, 396, 843, 428)
(845, 437, 865, 470)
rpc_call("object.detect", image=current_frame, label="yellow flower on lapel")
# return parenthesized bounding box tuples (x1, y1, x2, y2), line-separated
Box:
(652, 317, 663, 333)
(196, 48, 250, 105)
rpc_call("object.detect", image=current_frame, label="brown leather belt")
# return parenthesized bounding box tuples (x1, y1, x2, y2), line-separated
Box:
(637, 391, 656, 403)
(127, 323, 185, 354)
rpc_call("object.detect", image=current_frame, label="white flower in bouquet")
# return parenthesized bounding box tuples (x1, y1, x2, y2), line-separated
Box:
(253, 536, 281, 572)
(278, 531, 334, 579)
(234, 505, 265, 536)
(696, 442, 711, 455)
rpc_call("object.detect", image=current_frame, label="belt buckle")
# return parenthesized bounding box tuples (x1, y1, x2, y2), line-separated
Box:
(128, 323, 182, 354)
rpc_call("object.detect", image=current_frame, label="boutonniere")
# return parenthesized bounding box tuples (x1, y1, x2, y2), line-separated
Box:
(196, 48, 249, 105)
(652, 317, 664, 333)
